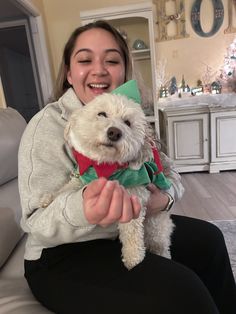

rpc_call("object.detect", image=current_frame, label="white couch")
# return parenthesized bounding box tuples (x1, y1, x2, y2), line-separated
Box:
(0, 107, 52, 313)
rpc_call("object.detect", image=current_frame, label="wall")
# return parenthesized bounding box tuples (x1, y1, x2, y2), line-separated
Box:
(30, 0, 236, 88)
(156, 0, 236, 87)
(38, 0, 145, 77)
(29, 0, 55, 81)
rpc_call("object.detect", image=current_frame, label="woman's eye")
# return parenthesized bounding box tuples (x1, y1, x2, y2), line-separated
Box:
(98, 112, 107, 117)
(78, 60, 91, 63)
(124, 120, 131, 127)
(106, 60, 119, 64)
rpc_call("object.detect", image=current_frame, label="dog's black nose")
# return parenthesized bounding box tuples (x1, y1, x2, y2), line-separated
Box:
(107, 127, 122, 142)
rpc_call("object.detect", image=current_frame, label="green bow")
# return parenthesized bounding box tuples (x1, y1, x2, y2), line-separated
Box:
(111, 80, 141, 104)
(74, 161, 171, 190)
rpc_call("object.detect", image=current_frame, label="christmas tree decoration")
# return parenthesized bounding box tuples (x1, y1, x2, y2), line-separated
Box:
(190, 79, 203, 96)
(211, 81, 222, 94)
(180, 75, 188, 92)
(159, 85, 169, 98)
(218, 36, 236, 93)
(169, 76, 178, 95)
(191, 86, 203, 96)
(220, 37, 236, 79)
(197, 79, 203, 87)
(201, 64, 218, 93)
(178, 75, 191, 97)
(156, 58, 170, 98)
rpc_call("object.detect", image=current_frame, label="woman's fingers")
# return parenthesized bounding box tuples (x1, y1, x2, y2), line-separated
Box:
(118, 188, 134, 223)
(84, 179, 116, 224)
(99, 182, 123, 226)
(83, 177, 107, 199)
(96, 180, 119, 217)
(83, 179, 141, 226)
(131, 194, 141, 219)
(146, 183, 157, 193)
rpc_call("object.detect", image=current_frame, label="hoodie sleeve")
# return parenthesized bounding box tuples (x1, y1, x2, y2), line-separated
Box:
(160, 151, 185, 202)
(18, 105, 98, 247)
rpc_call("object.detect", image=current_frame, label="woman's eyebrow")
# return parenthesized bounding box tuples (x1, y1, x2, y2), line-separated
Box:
(74, 48, 91, 57)
(105, 48, 122, 55)
(74, 48, 122, 57)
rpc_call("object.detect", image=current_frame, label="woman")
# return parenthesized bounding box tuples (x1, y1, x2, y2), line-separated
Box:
(19, 20, 236, 314)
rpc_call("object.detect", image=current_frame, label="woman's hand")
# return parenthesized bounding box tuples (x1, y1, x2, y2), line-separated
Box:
(146, 183, 170, 216)
(83, 177, 141, 227)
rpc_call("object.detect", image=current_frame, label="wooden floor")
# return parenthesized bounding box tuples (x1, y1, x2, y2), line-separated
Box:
(172, 170, 236, 221)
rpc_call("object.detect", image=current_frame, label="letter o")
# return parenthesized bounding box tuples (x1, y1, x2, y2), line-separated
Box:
(191, 0, 224, 37)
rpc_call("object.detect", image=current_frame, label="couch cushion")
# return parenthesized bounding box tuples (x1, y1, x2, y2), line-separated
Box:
(0, 177, 24, 268)
(0, 207, 23, 268)
(0, 237, 51, 313)
(0, 235, 26, 278)
(0, 278, 53, 314)
(0, 237, 52, 313)
(0, 178, 22, 223)
(0, 107, 26, 185)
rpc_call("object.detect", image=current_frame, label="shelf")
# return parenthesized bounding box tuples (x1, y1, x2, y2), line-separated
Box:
(131, 48, 150, 60)
(145, 115, 155, 123)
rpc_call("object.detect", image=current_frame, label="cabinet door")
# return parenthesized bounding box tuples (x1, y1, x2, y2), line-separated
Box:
(211, 111, 236, 162)
(167, 114, 209, 166)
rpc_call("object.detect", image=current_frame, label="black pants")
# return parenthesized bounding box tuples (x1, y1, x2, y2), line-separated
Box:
(24, 215, 236, 314)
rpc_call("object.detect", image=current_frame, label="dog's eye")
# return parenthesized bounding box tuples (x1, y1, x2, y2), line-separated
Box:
(98, 112, 107, 118)
(124, 120, 131, 127)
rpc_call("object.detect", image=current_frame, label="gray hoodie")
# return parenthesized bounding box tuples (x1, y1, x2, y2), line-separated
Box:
(18, 88, 184, 260)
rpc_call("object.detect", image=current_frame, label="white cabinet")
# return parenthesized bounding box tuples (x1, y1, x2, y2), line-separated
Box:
(80, 2, 160, 135)
(159, 105, 210, 173)
(210, 107, 236, 173)
(159, 102, 236, 173)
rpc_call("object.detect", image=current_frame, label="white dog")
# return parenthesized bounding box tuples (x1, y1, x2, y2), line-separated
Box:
(42, 90, 174, 269)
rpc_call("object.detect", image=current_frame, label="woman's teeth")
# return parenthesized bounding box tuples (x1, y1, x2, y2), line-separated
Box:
(89, 83, 108, 89)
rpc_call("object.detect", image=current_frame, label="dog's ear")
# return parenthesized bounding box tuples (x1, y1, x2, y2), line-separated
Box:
(129, 134, 153, 170)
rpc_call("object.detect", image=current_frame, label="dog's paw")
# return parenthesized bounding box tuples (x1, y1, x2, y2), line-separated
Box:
(144, 213, 174, 259)
(122, 247, 146, 270)
(40, 194, 54, 208)
(161, 248, 171, 259)
(118, 215, 146, 270)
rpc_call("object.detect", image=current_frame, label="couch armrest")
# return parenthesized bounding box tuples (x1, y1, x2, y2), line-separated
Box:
(0, 107, 26, 185)
(0, 207, 23, 268)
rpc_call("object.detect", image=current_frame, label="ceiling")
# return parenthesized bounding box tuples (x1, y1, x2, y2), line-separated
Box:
(0, 0, 25, 21)
(0, 0, 29, 56)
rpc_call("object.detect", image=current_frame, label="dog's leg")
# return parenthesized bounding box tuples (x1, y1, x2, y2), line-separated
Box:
(118, 207, 146, 270)
(40, 177, 83, 208)
(144, 212, 175, 259)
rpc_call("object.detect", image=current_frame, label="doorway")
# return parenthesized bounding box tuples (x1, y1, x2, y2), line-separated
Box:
(0, 21, 41, 122)
(0, 0, 53, 122)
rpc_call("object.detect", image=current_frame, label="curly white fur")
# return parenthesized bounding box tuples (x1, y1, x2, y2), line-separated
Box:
(42, 93, 174, 270)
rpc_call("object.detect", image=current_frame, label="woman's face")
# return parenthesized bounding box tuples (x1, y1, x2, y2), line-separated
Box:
(67, 28, 126, 104)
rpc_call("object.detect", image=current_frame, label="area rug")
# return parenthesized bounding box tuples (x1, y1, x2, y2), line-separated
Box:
(211, 220, 236, 281)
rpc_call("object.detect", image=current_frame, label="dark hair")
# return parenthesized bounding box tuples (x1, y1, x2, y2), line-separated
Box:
(53, 20, 132, 100)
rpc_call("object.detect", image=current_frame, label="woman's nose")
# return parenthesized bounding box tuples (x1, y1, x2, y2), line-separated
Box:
(92, 61, 108, 76)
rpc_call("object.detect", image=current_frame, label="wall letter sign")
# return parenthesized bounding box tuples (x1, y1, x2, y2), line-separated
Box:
(191, 0, 224, 37)
(154, 0, 189, 42)
(224, 0, 236, 34)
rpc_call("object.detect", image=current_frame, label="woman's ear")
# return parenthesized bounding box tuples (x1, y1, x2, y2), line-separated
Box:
(67, 70, 72, 85)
